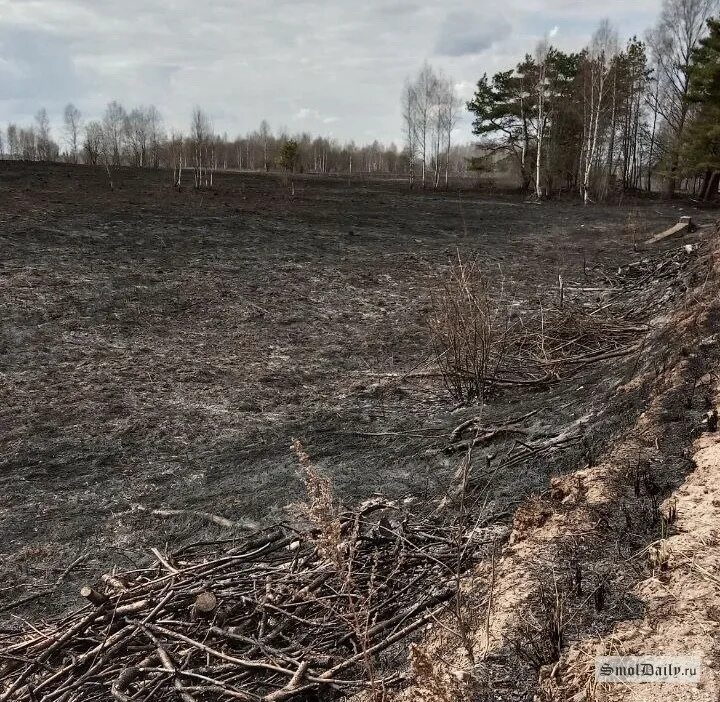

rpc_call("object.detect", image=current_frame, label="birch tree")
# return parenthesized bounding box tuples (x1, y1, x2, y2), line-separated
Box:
(535, 40, 550, 198)
(63, 104, 82, 163)
(7, 124, 18, 159)
(169, 132, 184, 187)
(191, 107, 212, 188)
(103, 101, 126, 166)
(402, 79, 419, 188)
(147, 106, 163, 169)
(259, 120, 271, 172)
(581, 20, 619, 204)
(35, 108, 51, 161)
(124, 107, 157, 167)
(414, 64, 440, 187)
(441, 80, 461, 187)
(83, 121, 103, 165)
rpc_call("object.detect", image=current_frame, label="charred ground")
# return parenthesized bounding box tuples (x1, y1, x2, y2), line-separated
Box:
(0, 162, 710, 619)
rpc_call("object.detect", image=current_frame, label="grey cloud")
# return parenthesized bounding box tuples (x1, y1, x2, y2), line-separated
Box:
(0, 0, 663, 144)
(435, 12, 512, 56)
(0, 27, 84, 101)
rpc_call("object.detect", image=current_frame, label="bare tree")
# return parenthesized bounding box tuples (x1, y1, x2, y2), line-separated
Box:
(102, 101, 126, 166)
(428, 72, 461, 189)
(7, 124, 19, 159)
(191, 107, 213, 188)
(169, 132, 184, 187)
(146, 106, 163, 169)
(647, 0, 717, 196)
(35, 108, 51, 161)
(83, 121, 103, 165)
(98, 127, 116, 189)
(646, 57, 663, 191)
(441, 80, 461, 188)
(259, 120, 271, 172)
(120, 105, 164, 168)
(403, 64, 451, 189)
(414, 63, 441, 187)
(431, 72, 445, 188)
(20, 128, 37, 161)
(346, 140, 356, 175)
(402, 79, 419, 188)
(581, 20, 619, 204)
(535, 39, 551, 199)
(124, 108, 150, 167)
(63, 104, 82, 164)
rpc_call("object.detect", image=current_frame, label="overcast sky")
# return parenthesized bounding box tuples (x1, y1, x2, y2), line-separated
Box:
(0, 0, 663, 146)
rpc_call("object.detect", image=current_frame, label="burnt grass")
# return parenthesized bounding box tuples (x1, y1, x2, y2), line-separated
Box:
(0, 161, 707, 619)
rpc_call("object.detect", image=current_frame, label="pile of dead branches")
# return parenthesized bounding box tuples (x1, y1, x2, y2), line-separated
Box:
(0, 505, 484, 702)
(530, 306, 648, 368)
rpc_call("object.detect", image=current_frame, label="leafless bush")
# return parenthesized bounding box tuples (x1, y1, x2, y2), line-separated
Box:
(291, 440, 382, 698)
(626, 209, 641, 251)
(429, 253, 515, 404)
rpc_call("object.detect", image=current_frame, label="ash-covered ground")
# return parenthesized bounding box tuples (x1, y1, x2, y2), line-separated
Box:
(0, 162, 706, 618)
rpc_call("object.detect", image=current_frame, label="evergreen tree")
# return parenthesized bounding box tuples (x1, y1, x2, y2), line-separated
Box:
(682, 18, 720, 199)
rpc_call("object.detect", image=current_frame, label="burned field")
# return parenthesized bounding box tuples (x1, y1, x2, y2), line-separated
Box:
(1, 163, 718, 700)
(0, 164, 703, 604)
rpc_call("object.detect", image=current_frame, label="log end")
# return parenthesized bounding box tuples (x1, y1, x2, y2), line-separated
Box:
(194, 591, 218, 615)
(80, 586, 109, 607)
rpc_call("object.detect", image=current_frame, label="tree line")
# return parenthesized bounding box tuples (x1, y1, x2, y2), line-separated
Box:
(464, 0, 720, 200)
(0, 101, 474, 185)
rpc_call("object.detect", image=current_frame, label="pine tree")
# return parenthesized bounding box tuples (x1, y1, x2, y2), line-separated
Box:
(682, 18, 720, 199)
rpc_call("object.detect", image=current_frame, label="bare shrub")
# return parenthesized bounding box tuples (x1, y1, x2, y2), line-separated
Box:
(291, 440, 382, 698)
(625, 209, 642, 251)
(429, 253, 515, 404)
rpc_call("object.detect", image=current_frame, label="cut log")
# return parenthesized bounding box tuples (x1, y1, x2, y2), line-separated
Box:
(80, 586, 109, 607)
(194, 591, 218, 616)
(645, 216, 696, 245)
(102, 573, 129, 592)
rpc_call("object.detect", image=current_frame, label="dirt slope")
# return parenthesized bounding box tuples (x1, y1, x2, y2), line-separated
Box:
(398, 232, 720, 701)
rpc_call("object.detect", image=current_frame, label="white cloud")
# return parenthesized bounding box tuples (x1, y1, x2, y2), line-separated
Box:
(294, 108, 316, 120)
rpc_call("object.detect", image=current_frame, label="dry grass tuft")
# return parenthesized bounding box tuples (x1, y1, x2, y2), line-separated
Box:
(514, 573, 565, 670)
(291, 438, 343, 563)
